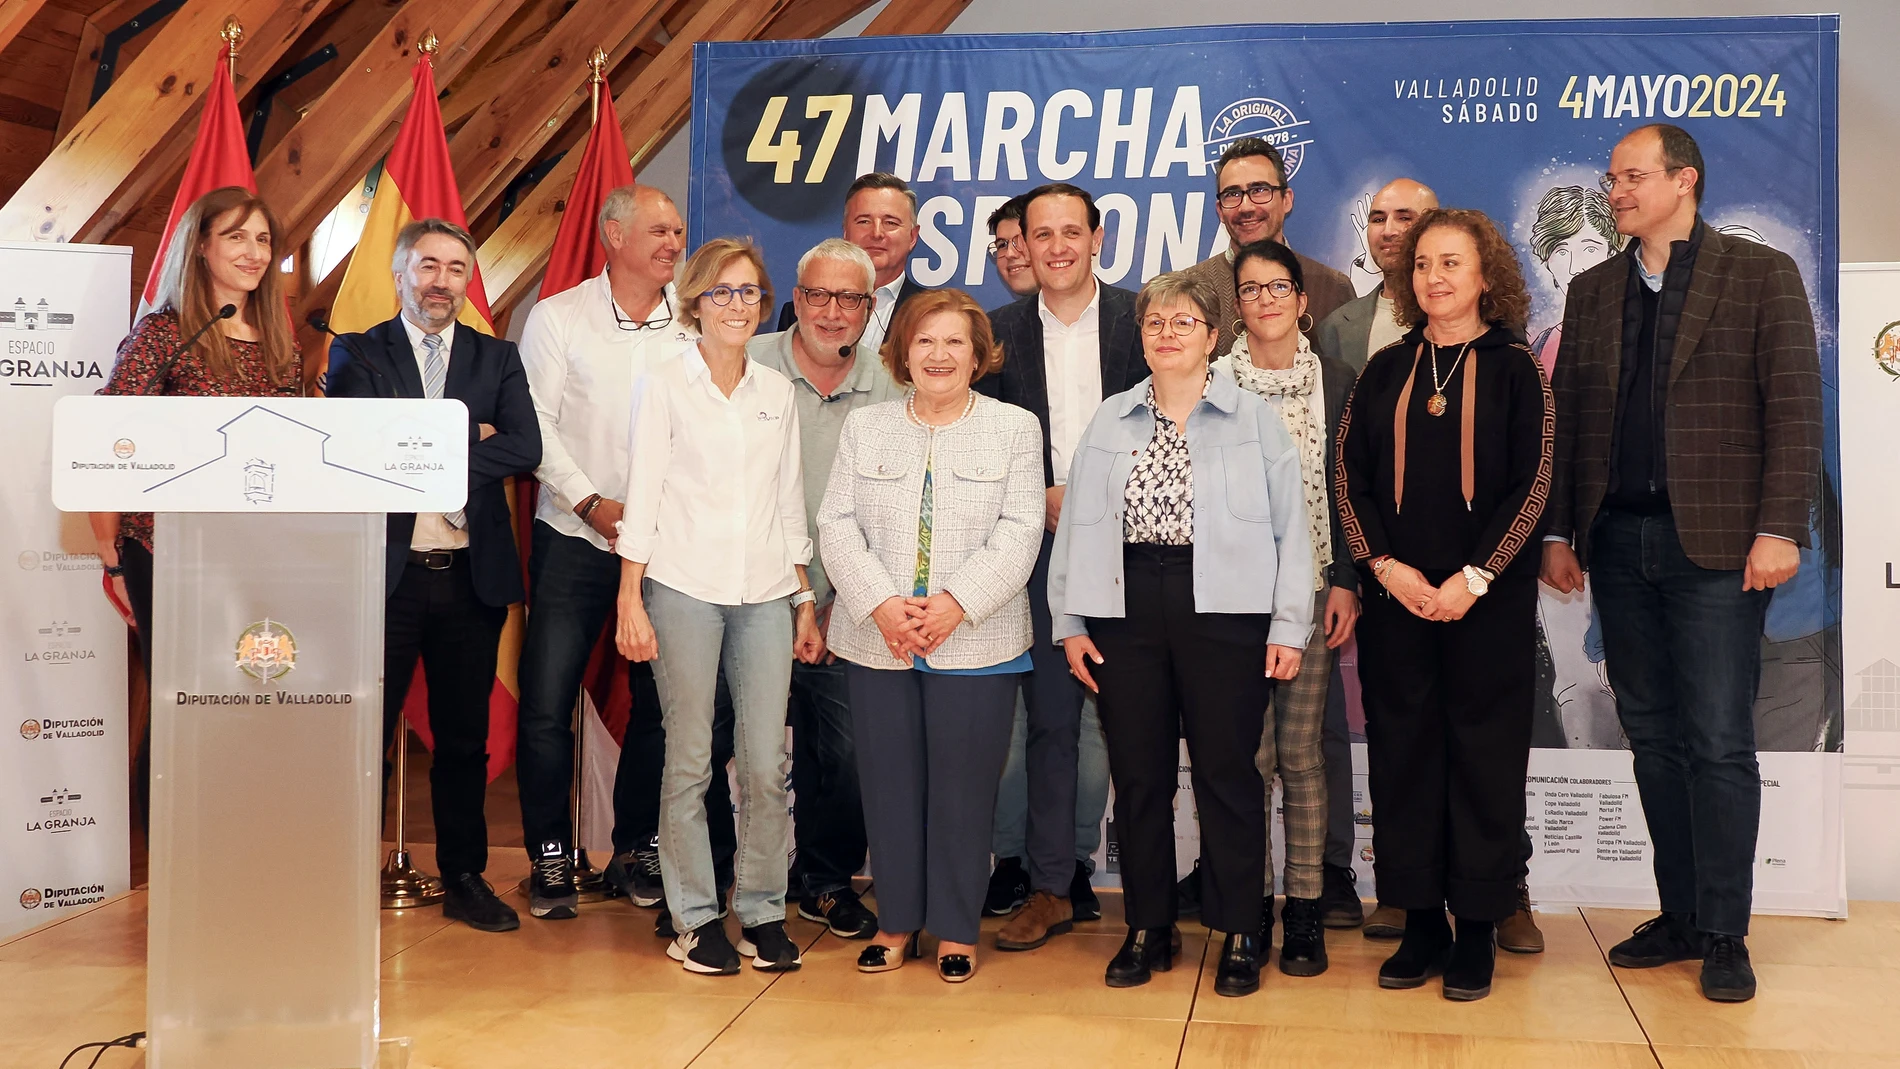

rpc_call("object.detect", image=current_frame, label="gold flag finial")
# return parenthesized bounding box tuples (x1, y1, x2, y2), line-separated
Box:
(587, 47, 608, 124)
(418, 32, 440, 60)
(221, 16, 243, 77)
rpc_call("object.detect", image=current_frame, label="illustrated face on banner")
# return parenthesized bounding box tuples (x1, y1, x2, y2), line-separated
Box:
(843, 187, 918, 289)
(1530, 184, 1621, 296)
(605, 189, 686, 291)
(1215, 154, 1292, 247)
(1024, 193, 1103, 300)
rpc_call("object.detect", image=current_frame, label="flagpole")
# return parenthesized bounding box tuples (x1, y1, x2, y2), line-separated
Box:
(221, 17, 241, 79)
(381, 722, 445, 909)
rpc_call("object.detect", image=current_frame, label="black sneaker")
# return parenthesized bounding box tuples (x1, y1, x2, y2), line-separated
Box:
(527, 840, 578, 920)
(1319, 863, 1366, 929)
(655, 905, 677, 939)
(798, 886, 878, 938)
(669, 919, 741, 975)
(1070, 860, 1102, 922)
(1608, 912, 1702, 969)
(604, 847, 664, 908)
(1279, 896, 1329, 977)
(1176, 860, 1203, 918)
(441, 872, 520, 933)
(1699, 935, 1756, 1002)
(984, 857, 1030, 916)
(738, 921, 803, 971)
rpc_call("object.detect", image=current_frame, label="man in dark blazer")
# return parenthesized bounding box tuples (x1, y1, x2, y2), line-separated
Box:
(1542, 125, 1821, 1004)
(978, 182, 1145, 954)
(327, 218, 542, 934)
(775, 172, 927, 352)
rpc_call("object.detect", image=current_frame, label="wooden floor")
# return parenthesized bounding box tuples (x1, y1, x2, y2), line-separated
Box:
(7, 855, 1899, 1069)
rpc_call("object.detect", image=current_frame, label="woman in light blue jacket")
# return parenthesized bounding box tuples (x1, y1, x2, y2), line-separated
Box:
(1049, 270, 1314, 998)
(818, 289, 1044, 983)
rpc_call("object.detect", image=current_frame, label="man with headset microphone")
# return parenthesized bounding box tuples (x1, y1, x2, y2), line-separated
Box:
(747, 237, 903, 940)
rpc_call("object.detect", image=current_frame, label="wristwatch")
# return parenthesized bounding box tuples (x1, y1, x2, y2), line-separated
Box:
(789, 588, 817, 610)
(1461, 565, 1495, 597)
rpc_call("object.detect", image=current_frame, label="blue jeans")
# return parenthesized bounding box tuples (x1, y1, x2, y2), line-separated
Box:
(787, 657, 867, 898)
(515, 522, 734, 879)
(992, 691, 1108, 872)
(1588, 509, 1770, 936)
(645, 579, 793, 932)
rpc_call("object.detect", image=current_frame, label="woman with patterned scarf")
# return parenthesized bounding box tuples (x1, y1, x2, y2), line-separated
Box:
(1213, 239, 1361, 978)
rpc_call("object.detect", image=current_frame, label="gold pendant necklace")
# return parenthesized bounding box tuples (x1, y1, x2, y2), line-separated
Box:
(1427, 337, 1473, 417)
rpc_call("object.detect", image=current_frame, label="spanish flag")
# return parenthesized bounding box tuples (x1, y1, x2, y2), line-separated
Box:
(332, 50, 518, 781)
(138, 45, 254, 319)
(330, 52, 493, 333)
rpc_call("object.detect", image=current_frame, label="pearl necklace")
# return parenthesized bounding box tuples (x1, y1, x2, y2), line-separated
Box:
(907, 389, 976, 430)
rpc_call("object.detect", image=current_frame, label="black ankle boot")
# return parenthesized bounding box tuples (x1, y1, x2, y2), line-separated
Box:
(1443, 917, 1496, 1001)
(1213, 932, 1262, 997)
(1104, 926, 1175, 988)
(1378, 909, 1452, 989)
(1279, 895, 1329, 977)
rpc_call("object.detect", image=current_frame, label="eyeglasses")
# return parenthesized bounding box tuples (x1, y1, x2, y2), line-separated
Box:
(700, 284, 764, 307)
(1237, 279, 1299, 303)
(988, 236, 1024, 258)
(1140, 313, 1214, 337)
(609, 289, 675, 332)
(1598, 167, 1679, 194)
(1216, 181, 1287, 210)
(797, 286, 872, 311)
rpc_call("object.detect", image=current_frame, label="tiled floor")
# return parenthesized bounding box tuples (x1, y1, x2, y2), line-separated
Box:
(6, 861, 1899, 1069)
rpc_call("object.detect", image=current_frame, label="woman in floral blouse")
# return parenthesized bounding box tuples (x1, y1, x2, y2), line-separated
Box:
(91, 186, 304, 815)
(1213, 239, 1361, 979)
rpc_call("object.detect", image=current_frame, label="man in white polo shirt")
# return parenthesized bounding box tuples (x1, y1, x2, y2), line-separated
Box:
(514, 184, 736, 922)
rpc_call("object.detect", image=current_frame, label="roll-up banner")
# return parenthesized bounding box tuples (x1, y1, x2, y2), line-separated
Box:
(691, 16, 1844, 914)
(1, 241, 132, 940)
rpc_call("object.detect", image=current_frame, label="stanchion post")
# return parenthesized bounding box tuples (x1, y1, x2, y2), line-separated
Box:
(380, 723, 444, 909)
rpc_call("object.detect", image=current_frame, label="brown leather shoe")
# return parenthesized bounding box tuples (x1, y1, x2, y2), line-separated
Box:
(1496, 885, 1545, 954)
(1363, 904, 1406, 939)
(995, 890, 1073, 951)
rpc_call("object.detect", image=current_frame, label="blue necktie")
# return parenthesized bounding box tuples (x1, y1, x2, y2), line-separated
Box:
(422, 333, 465, 530)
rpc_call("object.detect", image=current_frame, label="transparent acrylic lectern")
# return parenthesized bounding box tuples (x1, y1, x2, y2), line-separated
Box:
(51, 395, 469, 1069)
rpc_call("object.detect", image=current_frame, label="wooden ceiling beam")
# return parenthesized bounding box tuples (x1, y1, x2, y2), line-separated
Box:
(253, 0, 527, 259)
(0, 0, 53, 58)
(0, 0, 341, 242)
(758, 0, 876, 41)
(863, 0, 969, 34)
(475, 0, 791, 311)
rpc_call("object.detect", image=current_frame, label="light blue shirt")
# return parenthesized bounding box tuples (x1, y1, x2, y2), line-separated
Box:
(1047, 368, 1316, 650)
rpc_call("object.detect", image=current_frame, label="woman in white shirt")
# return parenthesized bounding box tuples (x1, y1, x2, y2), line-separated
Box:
(817, 289, 1044, 982)
(614, 238, 823, 977)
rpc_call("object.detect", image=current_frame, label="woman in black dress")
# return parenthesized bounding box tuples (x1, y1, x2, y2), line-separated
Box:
(1335, 208, 1553, 1001)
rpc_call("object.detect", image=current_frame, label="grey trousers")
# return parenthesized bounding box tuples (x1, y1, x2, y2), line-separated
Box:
(848, 665, 1019, 945)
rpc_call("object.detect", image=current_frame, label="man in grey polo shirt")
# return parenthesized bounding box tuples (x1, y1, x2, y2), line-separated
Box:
(747, 237, 902, 939)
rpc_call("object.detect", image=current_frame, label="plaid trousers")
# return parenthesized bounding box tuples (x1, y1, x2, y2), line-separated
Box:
(1256, 588, 1336, 899)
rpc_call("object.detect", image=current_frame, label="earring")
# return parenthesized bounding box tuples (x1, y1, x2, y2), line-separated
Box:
(1231, 317, 1246, 338)
(1298, 312, 1314, 333)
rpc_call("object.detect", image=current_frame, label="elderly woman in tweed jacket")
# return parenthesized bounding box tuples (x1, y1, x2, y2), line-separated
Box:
(818, 288, 1044, 983)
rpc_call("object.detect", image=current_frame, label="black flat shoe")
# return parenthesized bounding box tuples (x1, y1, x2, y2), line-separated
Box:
(1700, 935, 1757, 1002)
(1379, 909, 1452, 989)
(1105, 926, 1176, 988)
(1213, 932, 1262, 997)
(857, 931, 922, 973)
(938, 953, 973, 983)
(1442, 918, 1495, 1001)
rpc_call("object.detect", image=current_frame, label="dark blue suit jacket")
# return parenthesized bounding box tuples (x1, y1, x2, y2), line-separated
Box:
(326, 315, 540, 608)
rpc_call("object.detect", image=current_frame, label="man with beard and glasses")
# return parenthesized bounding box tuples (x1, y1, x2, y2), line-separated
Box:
(747, 238, 902, 940)
(327, 218, 541, 933)
(1183, 138, 1356, 357)
(777, 172, 929, 353)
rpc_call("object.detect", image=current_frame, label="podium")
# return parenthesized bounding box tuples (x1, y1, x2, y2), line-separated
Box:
(52, 395, 470, 1069)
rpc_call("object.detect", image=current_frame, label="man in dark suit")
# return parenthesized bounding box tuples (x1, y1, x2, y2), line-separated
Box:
(979, 182, 1145, 954)
(1542, 125, 1822, 1003)
(775, 172, 926, 349)
(327, 218, 542, 933)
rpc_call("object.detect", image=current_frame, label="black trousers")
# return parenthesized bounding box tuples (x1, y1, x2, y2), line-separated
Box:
(1023, 529, 1085, 894)
(121, 540, 155, 833)
(383, 554, 507, 879)
(1091, 545, 1271, 935)
(1358, 573, 1537, 922)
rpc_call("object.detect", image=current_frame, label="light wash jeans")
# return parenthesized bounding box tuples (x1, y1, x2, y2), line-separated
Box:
(645, 578, 793, 933)
(992, 690, 1110, 872)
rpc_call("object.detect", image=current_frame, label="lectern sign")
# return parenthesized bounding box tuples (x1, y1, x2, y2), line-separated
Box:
(49, 396, 469, 513)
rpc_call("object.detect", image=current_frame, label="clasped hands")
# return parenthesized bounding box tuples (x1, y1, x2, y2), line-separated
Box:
(872, 592, 966, 666)
(1378, 560, 1477, 623)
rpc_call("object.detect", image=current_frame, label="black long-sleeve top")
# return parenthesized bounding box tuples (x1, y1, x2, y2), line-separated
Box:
(1335, 325, 1554, 581)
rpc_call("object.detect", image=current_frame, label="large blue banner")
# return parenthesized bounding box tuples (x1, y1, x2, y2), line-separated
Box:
(689, 17, 1845, 910)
